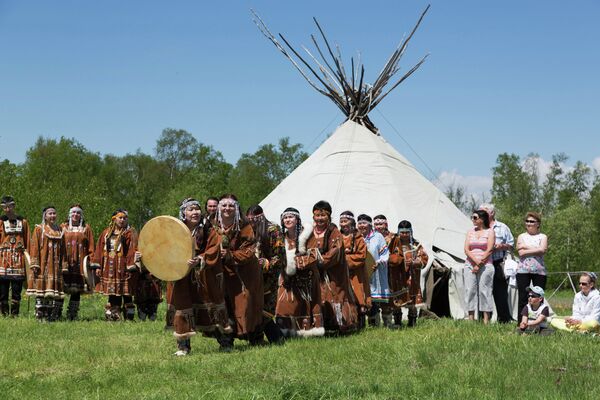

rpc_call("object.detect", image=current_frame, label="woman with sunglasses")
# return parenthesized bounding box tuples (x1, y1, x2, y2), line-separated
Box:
(463, 209, 495, 323)
(515, 212, 548, 313)
(551, 272, 600, 333)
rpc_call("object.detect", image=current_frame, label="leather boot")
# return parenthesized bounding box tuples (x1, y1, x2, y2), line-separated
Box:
(264, 319, 284, 344)
(124, 303, 135, 321)
(0, 301, 8, 316)
(137, 304, 147, 321)
(382, 312, 394, 328)
(147, 303, 158, 321)
(67, 300, 79, 321)
(35, 297, 45, 321)
(48, 299, 64, 322)
(392, 311, 403, 329)
(10, 300, 20, 317)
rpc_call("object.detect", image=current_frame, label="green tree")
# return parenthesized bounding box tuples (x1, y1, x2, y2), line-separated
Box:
(155, 128, 200, 181)
(229, 137, 308, 207)
(540, 153, 567, 216)
(556, 161, 591, 209)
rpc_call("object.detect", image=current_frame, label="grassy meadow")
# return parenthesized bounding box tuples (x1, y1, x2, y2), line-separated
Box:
(1, 292, 599, 399)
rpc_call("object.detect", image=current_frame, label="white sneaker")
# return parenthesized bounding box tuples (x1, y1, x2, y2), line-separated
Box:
(173, 350, 189, 356)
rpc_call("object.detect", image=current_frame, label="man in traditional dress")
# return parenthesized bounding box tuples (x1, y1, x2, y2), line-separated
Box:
(388, 220, 428, 327)
(479, 203, 514, 323)
(357, 214, 391, 327)
(0, 196, 30, 317)
(295, 201, 358, 334)
(205, 197, 219, 221)
(247, 205, 285, 344)
(339, 211, 370, 329)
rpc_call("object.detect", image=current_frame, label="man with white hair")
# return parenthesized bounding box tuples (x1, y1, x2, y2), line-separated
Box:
(479, 203, 514, 323)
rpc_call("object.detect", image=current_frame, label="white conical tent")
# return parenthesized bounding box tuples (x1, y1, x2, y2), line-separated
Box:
(260, 120, 471, 260)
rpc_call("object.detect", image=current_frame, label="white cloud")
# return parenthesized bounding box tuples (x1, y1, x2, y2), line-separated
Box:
(592, 157, 600, 173)
(434, 170, 492, 203)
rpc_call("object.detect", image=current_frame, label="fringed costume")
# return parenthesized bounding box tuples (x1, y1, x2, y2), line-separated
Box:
(172, 198, 232, 355)
(93, 211, 138, 321)
(343, 231, 370, 323)
(275, 208, 324, 338)
(27, 212, 68, 321)
(0, 200, 30, 316)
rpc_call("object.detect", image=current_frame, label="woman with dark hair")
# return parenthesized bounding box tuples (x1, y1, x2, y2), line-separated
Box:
(246, 205, 286, 344)
(27, 206, 67, 321)
(463, 209, 495, 324)
(60, 204, 95, 320)
(274, 207, 324, 337)
(388, 220, 428, 327)
(339, 211, 370, 329)
(516, 211, 548, 314)
(213, 194, 263, 349)
(294, 201, 358, 334)
(169, 197, 232, 356)
(93, 209, 138, 321)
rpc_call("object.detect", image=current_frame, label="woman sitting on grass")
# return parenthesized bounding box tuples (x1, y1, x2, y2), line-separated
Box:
(551, 272, 600, 333)
(517, 286, 553, 335)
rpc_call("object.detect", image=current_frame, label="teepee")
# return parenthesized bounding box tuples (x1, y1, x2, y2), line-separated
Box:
(254, 6, 472, 318)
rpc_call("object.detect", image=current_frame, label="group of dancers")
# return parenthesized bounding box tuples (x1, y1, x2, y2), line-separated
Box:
(0, 194, 428, 355)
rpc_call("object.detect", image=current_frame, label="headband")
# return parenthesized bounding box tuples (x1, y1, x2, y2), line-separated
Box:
(69, 206, 83, 215)
(398, 228, 412, 233)
(281, 210, 300, 219)
(179, 199, 201, 221)
(219, 198, 238, 207)
(112, 212, 127, 220)
(339, 213, 355, 221)
(313, 209, 331, 216)
(373, 218, 387, 224)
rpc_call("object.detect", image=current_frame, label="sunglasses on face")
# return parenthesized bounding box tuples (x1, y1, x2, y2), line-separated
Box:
(579, 282, 590, 286)
(528, 294, 541, 298)
(471, 215, 480, 221)
(525, 219, 538, 224)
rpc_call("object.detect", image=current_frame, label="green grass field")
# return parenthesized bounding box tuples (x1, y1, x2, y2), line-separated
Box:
(1, 292, 598, 400)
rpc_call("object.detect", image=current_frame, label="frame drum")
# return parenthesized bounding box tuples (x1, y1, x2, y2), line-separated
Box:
(138, 216, 194, 281)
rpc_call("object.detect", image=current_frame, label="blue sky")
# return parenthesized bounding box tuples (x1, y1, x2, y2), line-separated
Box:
(1, 1, 598, 197)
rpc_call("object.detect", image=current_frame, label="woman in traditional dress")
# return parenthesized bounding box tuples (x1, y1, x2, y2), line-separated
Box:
(464, 209, 495, 324)
(275, 207, 324, 337)
(170, 198, 232, 355)
(27, 206, 67, 321)
(388, 220, 428, 327)
(246, 205, 286, 344)
(357, 214, 391, 327)
(93, 209, 138, 321)
(295, 201, 358, 334)
(339, 211, 370, 329)
(60, 204, 95, 320)
(212, 194, 264, 349)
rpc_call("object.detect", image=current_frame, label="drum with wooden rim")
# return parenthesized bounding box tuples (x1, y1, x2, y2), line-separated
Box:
(138, 216, 194, 281)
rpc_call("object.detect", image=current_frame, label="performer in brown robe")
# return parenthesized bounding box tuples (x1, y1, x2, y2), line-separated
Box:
(93, 209, 138, 321)
(339, 211, 370, 329)
(167, 198, 232, 356)
(388, 220, 429, 327)
(275, 207, 324, 338)
(296, 201, 358, 334)
(133, 261, 162, 321)
(27, 206, 68, 321)
(213, 194, 264, 349)
(60, 204, 95, 320)
(247, 205, 286, 344)
(0, 196, 30, 317)
(374, 214, 402, 328)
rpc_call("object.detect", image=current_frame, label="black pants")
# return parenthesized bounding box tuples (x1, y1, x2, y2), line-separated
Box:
(492, 259, 512, 323)
(516, 273, 547, 314)
(0, 279, 23, 303)
(108, 295, 132, 306)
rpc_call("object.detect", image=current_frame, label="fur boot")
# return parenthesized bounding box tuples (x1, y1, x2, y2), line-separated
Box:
(0, 301, 8, 316)
(10, 300, 20, 317)
(124, 303, 136, 321)
(67, 300, 80, 321)
(48, 299, 64, 322)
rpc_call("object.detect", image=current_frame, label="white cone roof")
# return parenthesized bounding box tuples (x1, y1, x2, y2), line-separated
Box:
(260, 120, 470, 259)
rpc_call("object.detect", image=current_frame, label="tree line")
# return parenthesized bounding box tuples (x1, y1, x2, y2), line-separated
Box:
(0, 128, 308, 237)
(447, 153, 600, 286)
(2, 130, 597, 287)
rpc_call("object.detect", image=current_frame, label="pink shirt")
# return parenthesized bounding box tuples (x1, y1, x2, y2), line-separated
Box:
(465, 228, 493, 267)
